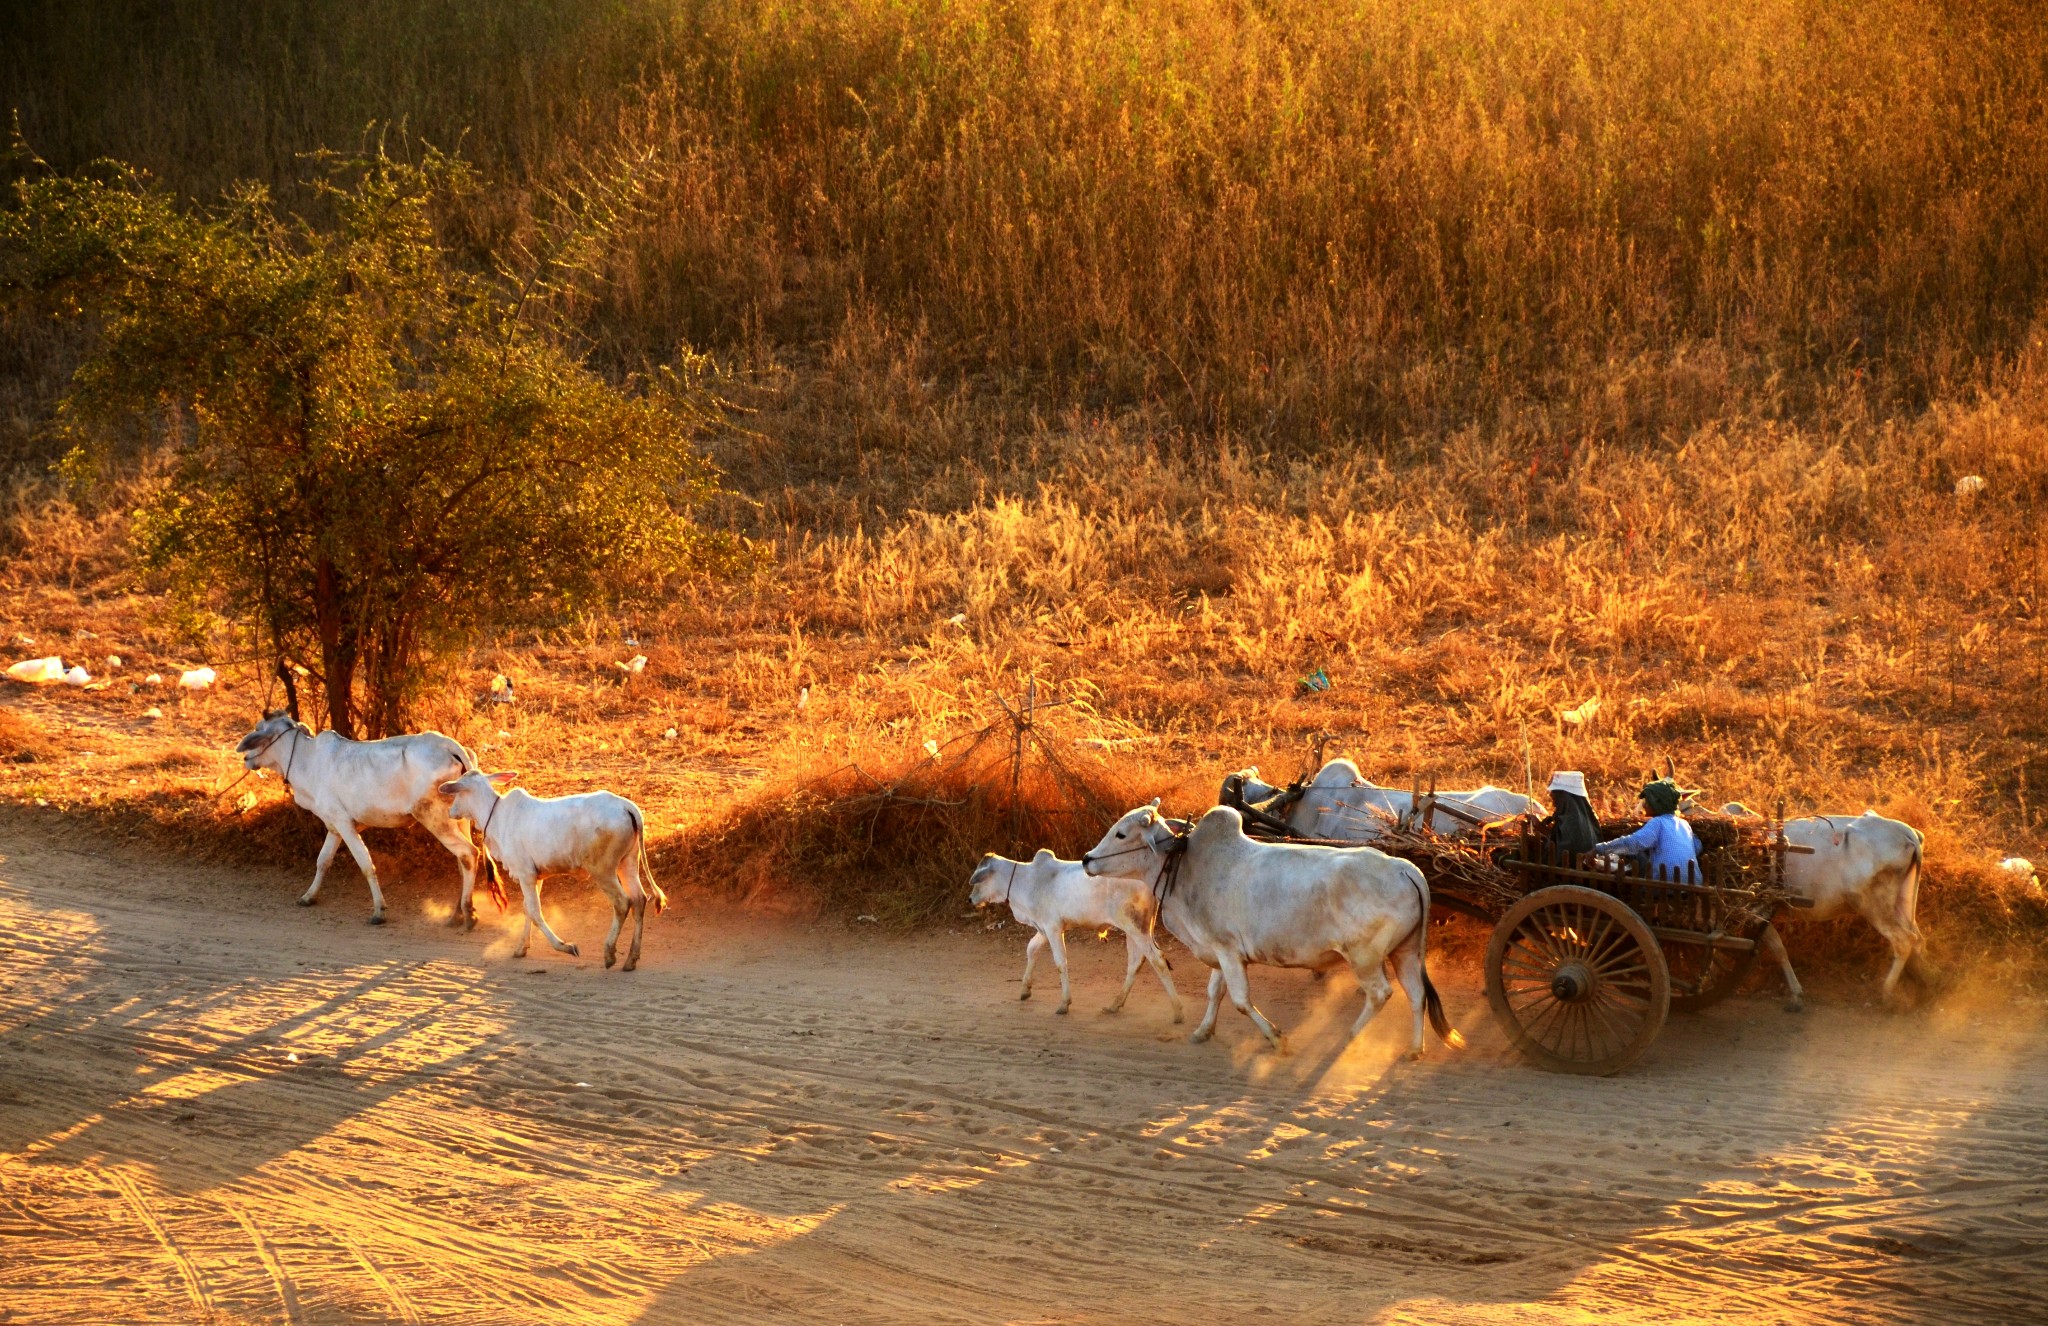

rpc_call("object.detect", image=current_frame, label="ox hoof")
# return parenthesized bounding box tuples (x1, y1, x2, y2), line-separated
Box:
(1018, 989, 1032, 1002)
(565, 943, 581, 958)
(1171, 1010, 1186, 1025)
(622, 958, 639, 973)
(296, 896, 317, 908)
(1784, 998, 1805, 1014)
(1099, 1005, 1122, 1016)
(463, 915, 477, 933)
(604, 949, 617, 970)
(1189, 1029, 1215, 1044)
(1054, 1003, 1070, 1016)
(367, 914, 386, 926)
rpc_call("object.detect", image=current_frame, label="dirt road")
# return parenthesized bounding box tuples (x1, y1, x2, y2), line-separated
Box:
(2, 813, 2044, 1324)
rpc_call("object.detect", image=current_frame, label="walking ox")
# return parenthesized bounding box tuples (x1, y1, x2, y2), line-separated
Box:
(440, 772, 664, 971)
(235, 711, 481, 925)
(1082, 801, 1463, 1057)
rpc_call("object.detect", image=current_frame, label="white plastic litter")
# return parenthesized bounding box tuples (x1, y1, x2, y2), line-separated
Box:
(662, 726, 678, 740)
(2000, 857, 2037, 880)
(923, 739, 941, 758)
(797, 685, 809, 712)
(12, 634, 33, 648)
(616, 654, 648, 674)
(178, 667, 216, 690)
(63, 665, 91, 687)
(490, 674, 515, 703)
(7, 656, 65, 684)
(947, 613, 967, 627)
(1955, 474, 1986, 497)
(143, 707, 163, 719)
(145, 673, 163, 686)
(105, 655, 121, 668)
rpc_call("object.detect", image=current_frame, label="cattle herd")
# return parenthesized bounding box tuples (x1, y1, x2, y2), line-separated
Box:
(235, 711, 1930, 1057)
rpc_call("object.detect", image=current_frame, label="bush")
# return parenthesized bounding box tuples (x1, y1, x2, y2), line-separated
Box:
(2, 145, 743, 735)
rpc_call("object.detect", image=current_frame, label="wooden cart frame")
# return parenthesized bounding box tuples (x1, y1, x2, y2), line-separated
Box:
(1226, 774, 1807, 1075)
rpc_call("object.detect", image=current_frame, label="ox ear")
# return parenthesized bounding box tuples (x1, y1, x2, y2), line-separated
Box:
(487, 771, 518, 788)
(1147, 797, 1161, 809)
(438, 780, 463, 796)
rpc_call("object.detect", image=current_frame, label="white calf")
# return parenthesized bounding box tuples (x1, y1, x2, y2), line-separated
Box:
(1084, 801, 1463, 1056)
(235, 711, 480, 924)
(969, 850, 1183, 1022)
(441, 772, 665, 971)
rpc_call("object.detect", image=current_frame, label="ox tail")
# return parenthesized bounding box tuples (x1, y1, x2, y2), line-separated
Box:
(1900, 834, 1935, 987)
(1404, 873, 1466, 1049)
(630, 805, 667, 914)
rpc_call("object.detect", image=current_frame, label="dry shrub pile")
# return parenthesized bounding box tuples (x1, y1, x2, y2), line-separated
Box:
(659, 718, 1156, 925)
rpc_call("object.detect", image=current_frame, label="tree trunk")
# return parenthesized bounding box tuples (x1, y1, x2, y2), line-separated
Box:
(314, 555, 358, 738)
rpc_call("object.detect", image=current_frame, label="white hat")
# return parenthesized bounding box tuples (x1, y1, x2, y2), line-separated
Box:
(1547, 771, 1588, 798)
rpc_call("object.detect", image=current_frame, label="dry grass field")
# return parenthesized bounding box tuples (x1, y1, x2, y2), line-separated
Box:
(3, 0, 2046, 990)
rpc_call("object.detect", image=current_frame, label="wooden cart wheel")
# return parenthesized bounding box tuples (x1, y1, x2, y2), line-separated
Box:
(1666, 922, 1764, 1014)
(1485, 886, 1670, 1076)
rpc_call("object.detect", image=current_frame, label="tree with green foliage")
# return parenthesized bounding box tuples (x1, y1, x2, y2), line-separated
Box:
(2, 146, 740, 736)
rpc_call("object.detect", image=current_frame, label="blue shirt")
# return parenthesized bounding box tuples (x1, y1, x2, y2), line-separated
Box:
(1596, 814, 1700, 876)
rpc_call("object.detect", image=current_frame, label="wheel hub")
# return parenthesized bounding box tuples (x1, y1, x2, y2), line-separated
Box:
(1550, 961, 1593, 1002)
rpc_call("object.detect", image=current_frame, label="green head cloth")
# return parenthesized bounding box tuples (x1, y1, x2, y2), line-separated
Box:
(1640, 778, 1681, 817)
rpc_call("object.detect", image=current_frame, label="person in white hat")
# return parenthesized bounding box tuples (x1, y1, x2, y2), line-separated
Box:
(1545, 770, 1600, 856)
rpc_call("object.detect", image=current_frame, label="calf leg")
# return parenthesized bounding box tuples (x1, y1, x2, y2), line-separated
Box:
(1044, 926, 1073, 1015)
(414, 801, 480, 929)
(618, 850, 650, 972)
(1216, 953, 1283, 1050)
(300, 830, 342, 907)
(516, 874, 579, 958)
(1190, 967, 1225, 1043)
(1149, 944, 1185, 1024)
(1114, 934, 1146, 1016)
(1019, 931, 1048, 1000)
(1760, 924, 1805, 1012)
(597, 868, 631, 971)
(1108, 915, 1183, 1022)
(333, 824, 386, 924)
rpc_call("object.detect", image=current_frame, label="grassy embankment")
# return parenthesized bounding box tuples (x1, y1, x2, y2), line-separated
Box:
(2, 0, 2046, 990)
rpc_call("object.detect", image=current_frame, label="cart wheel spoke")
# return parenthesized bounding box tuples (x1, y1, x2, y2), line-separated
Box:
(1485, 886, 1670, 1076)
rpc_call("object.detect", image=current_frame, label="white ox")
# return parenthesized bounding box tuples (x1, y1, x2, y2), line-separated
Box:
(236, 711, 480, 925)
(1230, 758, 1537, 841)
(441, 771, 664, 971)
(1082, 801, 1463, 1056)
(1722, 808, 1928, 1010)
(969, 850, 1183, 1022)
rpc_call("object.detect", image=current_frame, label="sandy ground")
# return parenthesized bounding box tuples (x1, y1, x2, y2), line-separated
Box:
(2, 813, 2045, 1324)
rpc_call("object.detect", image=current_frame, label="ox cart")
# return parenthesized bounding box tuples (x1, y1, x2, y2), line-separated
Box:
(1223, 775, 1807, 1075)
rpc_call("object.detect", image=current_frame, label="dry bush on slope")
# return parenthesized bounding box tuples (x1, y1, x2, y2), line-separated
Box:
(659, 722, 1167, 926)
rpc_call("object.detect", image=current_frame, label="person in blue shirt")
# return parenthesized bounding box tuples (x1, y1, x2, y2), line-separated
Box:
(1594, 778, 1700, 878)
